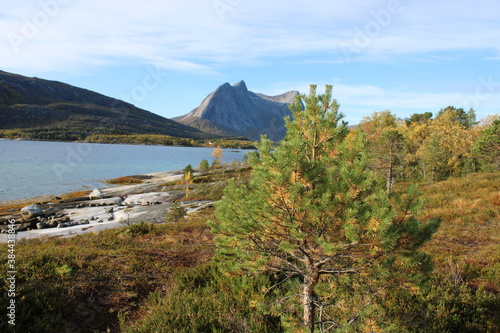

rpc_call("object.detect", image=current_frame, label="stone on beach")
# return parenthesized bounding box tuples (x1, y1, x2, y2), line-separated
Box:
(0, 168, 223, 241)
(36, 222, 48, 229)
(89, 188, 104, 200)
(20, 204, 44, 220)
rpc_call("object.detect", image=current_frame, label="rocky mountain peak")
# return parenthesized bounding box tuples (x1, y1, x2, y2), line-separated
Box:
(173, 81, 299, 141)
(233, 80, 248, 92)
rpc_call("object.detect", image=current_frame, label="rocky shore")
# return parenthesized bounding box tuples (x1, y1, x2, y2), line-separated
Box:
(0, 169, 215, 242)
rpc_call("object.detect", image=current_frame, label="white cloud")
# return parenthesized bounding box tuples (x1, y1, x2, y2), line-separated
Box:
(1, 0, 499, 76)
(265, 79, 499, 124)
(0, 0, 499, 123)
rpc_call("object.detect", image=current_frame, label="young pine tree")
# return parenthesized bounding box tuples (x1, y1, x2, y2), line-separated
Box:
(199, 159, 210, 173)
(211, 85, 440, 332)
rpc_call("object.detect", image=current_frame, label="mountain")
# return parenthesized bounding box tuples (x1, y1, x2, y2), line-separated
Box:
(173, 80, 299, 141)
(0, 70, 208, 140)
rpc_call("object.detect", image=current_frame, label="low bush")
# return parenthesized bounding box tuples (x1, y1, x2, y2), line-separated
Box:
(125, 263, 284, 333)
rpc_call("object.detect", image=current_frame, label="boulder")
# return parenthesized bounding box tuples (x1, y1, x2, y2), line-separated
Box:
(21, 221, 35, 230)
(36, 222, 48, 229)
(15, 224, 26, 232)
(20, 204, 43, 220)
(89, 188, 103, 200)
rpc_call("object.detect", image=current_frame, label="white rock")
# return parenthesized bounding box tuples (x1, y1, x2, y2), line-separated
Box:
(91, 197, 122, 206)
(20, 204, 43, 220)
(89, 188, 104, 200)
(122, 192, 171, 206)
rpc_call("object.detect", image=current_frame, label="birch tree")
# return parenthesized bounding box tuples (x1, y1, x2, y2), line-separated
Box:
(358, 111, 405, 192)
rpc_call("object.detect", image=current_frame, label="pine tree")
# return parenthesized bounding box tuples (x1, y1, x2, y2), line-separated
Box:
(211, 85, 440, 332)
(199, 159, 210, 173)
(183, 164, 194, 177)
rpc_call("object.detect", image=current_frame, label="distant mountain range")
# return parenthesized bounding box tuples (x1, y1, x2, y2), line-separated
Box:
(173, 80, 299, 141)
(0, 70, 207, 140)
(0, 70, 299, 142)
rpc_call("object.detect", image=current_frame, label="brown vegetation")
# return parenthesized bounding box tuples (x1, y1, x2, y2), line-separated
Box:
(105, 176, 146, 185)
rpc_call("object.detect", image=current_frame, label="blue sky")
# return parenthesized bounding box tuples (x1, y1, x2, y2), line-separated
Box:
(1, 0, 499, 125)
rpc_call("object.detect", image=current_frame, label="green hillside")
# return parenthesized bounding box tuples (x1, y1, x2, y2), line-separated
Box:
(0, 70, 211, 140)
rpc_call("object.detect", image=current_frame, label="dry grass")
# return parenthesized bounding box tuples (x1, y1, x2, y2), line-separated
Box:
(416, 172, 500, 289)
(105, 176, 145, 185)
(3, 168, 498, 332)
(0, 206, 217, 333)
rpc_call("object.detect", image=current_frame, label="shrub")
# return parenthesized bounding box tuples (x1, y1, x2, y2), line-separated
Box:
(199, 159, 210, 173)
(165, 202, 187, 223)
(125, 263, 284, 333)
(183, 164, 194, 177)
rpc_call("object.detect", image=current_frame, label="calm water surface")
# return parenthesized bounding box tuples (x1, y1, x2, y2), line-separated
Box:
(0, 140, 248, 202)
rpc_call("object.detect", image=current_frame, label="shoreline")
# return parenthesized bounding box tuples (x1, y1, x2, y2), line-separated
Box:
(0, 168, 215, 242)
(0, 169, 173, 208)
(0, 139, 253, 204)
(0, 136, 256, 150)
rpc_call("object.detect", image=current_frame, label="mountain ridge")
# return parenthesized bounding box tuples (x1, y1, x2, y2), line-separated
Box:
(173, 80, 299, 141)
(0, 70, 210, 140)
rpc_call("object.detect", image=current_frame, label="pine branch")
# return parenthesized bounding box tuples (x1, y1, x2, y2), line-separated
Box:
(318, 268, 360, 275)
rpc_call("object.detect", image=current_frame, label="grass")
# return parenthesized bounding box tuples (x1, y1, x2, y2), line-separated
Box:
(126, 171, 500, 332)
(1, 169, 498, 332)
(0, 213, 215, 333)
(417, 172, 500, 290)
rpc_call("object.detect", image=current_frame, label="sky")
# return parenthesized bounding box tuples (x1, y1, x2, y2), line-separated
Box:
(1, 0, 499, 125)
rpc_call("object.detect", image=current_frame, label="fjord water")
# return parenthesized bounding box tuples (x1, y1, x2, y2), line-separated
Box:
(0, 140, 247, 202)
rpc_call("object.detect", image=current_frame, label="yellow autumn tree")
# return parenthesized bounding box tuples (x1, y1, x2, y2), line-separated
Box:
(418, 107, 477, 181)
(211, 147, 224, 168)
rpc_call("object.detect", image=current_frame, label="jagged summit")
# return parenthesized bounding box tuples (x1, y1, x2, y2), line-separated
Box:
(173, 80, 299, 141)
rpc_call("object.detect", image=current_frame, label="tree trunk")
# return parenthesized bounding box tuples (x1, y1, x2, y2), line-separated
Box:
(303, 269, 320, 333)
(386, 144, 394, 193)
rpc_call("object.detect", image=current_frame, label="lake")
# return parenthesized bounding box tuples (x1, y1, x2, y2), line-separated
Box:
(0, 140, 248, 202)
